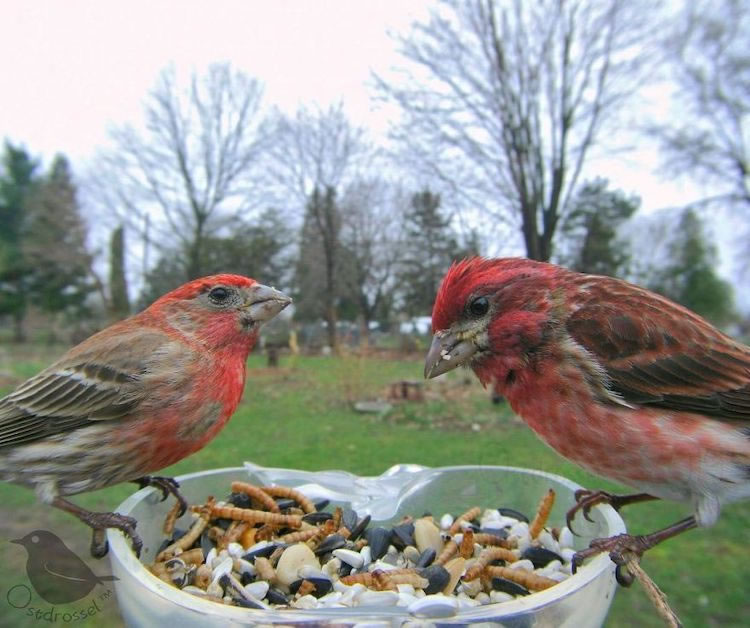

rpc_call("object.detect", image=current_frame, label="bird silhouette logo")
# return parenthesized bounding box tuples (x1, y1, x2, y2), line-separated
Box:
(11, 530, 118, 604)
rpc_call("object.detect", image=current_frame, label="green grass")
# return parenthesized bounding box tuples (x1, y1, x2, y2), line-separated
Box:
(0, 349, 748, 626)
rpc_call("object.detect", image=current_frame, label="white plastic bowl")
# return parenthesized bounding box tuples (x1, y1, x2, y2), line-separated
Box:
(107, 464, 625, 626)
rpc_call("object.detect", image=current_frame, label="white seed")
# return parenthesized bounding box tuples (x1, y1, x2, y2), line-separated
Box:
(456, 593, 482, 609)
(323, 557, 341, 578)
(204, 547, 217, 568)
(560, 548, 576, 563)
(333, 548, 364, 569)
(211, 556, 233, 583)
(408, 594, 459, 618)
(538, 531, 560, 553)
(509, 559, 535, 571)
(244, 580, 269, 600)
(317, 591, 344, 607)
(235, 558, 256, 576)
(489, 590, 514, 603)
(293, 594, 318, 609)
(360, 546, 372, 566)
(440, 513, 454, 530)
(206, 580, 223, 598)
(356, 590, 400, 606)
(559, 526, 575, 549)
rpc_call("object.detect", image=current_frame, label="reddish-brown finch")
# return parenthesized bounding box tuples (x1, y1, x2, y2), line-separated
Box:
(425, 257, 750, 580)
(0, 274, 290, 558)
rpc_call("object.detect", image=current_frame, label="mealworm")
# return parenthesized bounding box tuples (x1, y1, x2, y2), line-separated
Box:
(528, 489, 556, 539)
(473, 533, 515, 549)
(209, 505, 302, 528)
(435, 540, 458, 565)
(484, 565, 558, 591)
(156, 508, 211, 561)
(305, 519, 336, 550)
(384, 572, 429, 589)
(261, 486, 316, 513)
(254, 556, 276, 582)
(463, 547, 519, 580)
(163, 498, 182, 536)
(459, 528, 475, 559)
(193, 563, 212, 589)
(179, 548, 205, 565)
(278, 528, 319, 543)
(340, 571, 395, 590)
(295, 579, 315, 597)
(230, 481, 280, 513)
(448, 506, 481, 535)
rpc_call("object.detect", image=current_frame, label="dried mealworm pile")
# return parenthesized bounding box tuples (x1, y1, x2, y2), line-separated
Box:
(148, 482, 579, 614)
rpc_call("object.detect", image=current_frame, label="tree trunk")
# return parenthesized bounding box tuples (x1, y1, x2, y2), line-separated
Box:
(12, 311, 26, 343)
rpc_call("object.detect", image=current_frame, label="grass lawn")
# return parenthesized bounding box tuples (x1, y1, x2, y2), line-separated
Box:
(0, 348, 747, 626)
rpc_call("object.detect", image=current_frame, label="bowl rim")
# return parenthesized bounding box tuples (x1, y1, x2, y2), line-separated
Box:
(107, 464, 626, 622)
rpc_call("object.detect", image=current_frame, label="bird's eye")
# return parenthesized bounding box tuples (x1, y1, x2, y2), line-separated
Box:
(469, 296, 490, 317)
(208, 286, 231, 304)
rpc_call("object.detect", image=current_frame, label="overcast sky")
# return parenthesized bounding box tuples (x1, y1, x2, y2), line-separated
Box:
(2, 0, 742, 304)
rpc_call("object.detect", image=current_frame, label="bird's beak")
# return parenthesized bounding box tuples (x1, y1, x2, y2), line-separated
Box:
(424, 330, 478, 379)
(244, 284, 292, 324)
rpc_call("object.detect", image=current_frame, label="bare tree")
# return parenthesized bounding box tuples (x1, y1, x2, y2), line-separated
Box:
(90, 63, 268, 280)
(375, 0, 660, 261)
(267, 103, 373, 350)
(651, 0, 749, 212)
(339, 178, 404, 345)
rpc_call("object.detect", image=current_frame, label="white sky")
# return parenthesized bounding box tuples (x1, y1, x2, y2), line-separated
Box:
(0, 0, 742, 304)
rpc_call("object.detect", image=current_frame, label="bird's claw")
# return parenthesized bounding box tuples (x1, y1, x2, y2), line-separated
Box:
(572, 533, 652, 587)
(566, 489, 612, 534)
(81, 511, 142, 558)
(134, 475, 188, 517)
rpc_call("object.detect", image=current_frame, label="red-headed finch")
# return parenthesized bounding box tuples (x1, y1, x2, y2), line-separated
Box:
(0, 275, 291, 557)
(425, 257, 750, 580)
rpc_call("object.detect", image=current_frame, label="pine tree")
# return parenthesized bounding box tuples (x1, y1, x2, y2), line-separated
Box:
(399, 190, 459, 316)
(0, 141, 39, 340)
(650, 208, 735, 326)
(24, 155, 93, 318)
(560, 179, 639, 277)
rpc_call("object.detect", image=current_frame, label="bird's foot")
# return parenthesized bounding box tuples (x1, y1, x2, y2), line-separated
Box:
(572, 516, 697, 587)
(52, 496, 143, 559)
(133, 475, 188, 517)
(566, 490, 657, 534)
(81, 511, 142, 559)
(571, 533, 652, 586)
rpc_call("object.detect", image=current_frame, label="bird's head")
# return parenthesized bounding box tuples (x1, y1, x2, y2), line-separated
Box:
(148, 274, 292, 348)
(11, 530, 66, 551)
(424, 257, 560, 386)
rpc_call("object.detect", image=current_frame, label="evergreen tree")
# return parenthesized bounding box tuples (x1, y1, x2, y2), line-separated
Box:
(24, 155, 94, 319)
(560, 179, 639, 277)
(649, 208, 735, 326)
(139, 210, 290, 309)
(399, 189, 459, 316)
(0, 141, 40, 340)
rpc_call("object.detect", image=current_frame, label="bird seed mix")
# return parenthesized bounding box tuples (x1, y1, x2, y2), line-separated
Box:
(148, 482, 581, 615)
